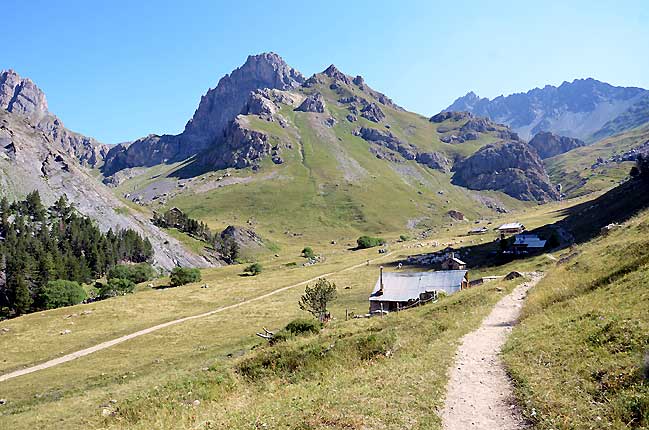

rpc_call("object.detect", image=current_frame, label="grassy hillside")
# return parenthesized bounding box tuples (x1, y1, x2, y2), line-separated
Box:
(546, 123, 649, 197)
(503, 185, 649, 428)
(109, 72, 527, 251)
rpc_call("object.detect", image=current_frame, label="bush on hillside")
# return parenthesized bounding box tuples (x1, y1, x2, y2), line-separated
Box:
(301, 247, 315, 259)
(40, 280, 87, 309)
(169, 267, 201, 287)
(399, 234, 410, 242)
(356, 235, 386, 249)
(285, 318, 323, 335)
(244, 263, 263, 276)
(237, 328, 395, 380)
(107, 263, 155, 284)
(99, 277, 136, 298)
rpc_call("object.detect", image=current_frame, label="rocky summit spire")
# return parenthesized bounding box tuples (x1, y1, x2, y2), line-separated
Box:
(182, 52, 305, 145)
(0, 69, 48, 115)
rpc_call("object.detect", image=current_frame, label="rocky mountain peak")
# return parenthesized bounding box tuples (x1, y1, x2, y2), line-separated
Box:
(182, 52, 304, 145)
(0, 69, 49, 116)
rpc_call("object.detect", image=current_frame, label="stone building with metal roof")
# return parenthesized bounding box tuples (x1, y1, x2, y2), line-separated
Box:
(369, 268, 468, 313)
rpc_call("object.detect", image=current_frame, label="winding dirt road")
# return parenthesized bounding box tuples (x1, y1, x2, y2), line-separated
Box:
(0, 252, 393, 383)
(441, 273, 543, 430)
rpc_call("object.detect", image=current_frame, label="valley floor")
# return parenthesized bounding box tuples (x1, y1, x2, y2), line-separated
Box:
(1, 189, 647, 429)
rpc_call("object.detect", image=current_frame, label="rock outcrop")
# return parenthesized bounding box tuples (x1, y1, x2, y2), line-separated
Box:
(451, 141, 559, 202)
(355, 127, 449, 171)
(416, 152, 450, 172)
(219, 225, 265, 250)
(201, 116, 272, 170)
(430, 111, 473, 123)
(528, 131, 586, 159)
(295, 93, 326, 113)
(361, 102, 385, 122)
(0, 69, 49, 115)
(0, 70, 108, 167)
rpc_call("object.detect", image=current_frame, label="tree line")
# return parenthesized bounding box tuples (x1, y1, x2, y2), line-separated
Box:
(152, 207, 240, 263)
(0, 191, 154, 317)
(152, 207, 213, 242)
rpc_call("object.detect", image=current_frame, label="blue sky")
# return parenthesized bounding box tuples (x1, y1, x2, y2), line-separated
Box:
(2, 0, 648, 143)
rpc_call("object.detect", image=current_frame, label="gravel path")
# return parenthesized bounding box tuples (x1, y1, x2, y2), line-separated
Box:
(0, 252, 395, 383)
(441, 273, 543, 430)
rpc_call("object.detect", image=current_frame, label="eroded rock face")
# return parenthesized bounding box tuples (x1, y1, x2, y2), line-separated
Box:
(184, 53, 304, 144)
(0, 70, 108, 167)
(355, 127, 449, 171)
(361, 103, 385, 122)
(416, 152, 450, 172)
(0, 70, 48, 115)
(201, 116, 272, 170)
(295, 93, 326, 113)
(451, 141, 560, 202)
(103, 53, 304, 174)
(528, 131, 586, 159)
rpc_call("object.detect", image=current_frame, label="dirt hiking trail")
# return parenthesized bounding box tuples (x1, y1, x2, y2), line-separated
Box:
(0, 252, 394, 383)
(441, 273, 543, 430)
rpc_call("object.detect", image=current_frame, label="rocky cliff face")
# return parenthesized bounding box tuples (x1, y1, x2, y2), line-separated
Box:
(0, 69, 49, 115)
(0, 69, 108, 167)
(446, 79, 649, 141)
(103, 53, 304, 175)
(528, 131, 585, 159)
(451, 140, 560, 202)
(201, 116, 274, 170)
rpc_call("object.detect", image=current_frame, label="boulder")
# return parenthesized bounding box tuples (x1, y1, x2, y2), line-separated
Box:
(219, 225, 264, 250)
(447, 210, 466, 221)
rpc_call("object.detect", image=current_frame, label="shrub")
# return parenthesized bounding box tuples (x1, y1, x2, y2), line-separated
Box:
(355, 331, 396, 360)
(298, 278, 337, 321)
(399, 234, 409, 242)
(301, 247, 315, 259)
(169, 267, 201, 287)
(244, 263, 263, 276)
(356, 235, 386, 249)
(284, 318, 323, 335)
(107, 263, 155, 284)
(40, 280, 87, 309)
(99, 277, 135, 298)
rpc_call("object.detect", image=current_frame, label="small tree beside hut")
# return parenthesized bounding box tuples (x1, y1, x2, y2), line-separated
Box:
(298, 278, 337, 322)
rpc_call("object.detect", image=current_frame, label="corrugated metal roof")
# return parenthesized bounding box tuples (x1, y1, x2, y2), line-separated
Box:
(498, 222, 524, 230)
(369, 270, 467, 302)
(514, 234, 546, 248)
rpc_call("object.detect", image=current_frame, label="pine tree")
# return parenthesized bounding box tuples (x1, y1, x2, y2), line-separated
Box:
(13, 275, 33, 315)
